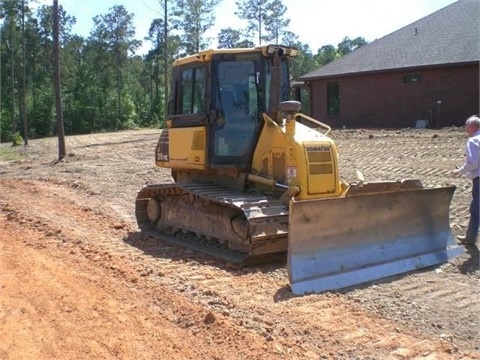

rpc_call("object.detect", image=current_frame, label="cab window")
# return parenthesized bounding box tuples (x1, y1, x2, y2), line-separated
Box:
(180, 67, 206, 114)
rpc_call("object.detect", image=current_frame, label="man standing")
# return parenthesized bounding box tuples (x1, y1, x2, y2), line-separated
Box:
(453, 115, 480, 246)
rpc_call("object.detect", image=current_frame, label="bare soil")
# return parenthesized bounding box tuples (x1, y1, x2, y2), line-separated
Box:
(1, 127, 479, 360)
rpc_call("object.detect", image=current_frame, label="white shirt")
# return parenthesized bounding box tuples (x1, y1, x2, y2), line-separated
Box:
(458, 129, 480, 180)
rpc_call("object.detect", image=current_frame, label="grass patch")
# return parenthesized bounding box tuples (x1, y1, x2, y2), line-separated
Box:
(0, 147, 23, 161)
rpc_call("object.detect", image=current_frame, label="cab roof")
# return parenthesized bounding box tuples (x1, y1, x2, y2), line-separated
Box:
(173, 45, 299, 66)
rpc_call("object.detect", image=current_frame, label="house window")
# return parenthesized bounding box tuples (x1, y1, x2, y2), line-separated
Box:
(403, 74, 422, 83)
(327, 82, 340, 115)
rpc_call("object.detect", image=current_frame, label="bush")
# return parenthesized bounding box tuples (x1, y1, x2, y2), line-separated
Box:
(12, 132, 24, 146)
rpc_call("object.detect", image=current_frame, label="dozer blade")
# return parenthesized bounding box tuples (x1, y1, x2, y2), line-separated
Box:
(287, 186, 464, 294)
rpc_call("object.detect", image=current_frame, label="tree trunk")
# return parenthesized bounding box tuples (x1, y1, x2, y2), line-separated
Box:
(53, 0, 66, 160)
(0, 26, 2, 143)
(163, 0, 168, 119)
(22, 0, 28, 145)
(9, 19, 16, 143)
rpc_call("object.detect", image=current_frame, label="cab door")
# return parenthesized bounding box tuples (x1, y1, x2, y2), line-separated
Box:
(209, 58, 262, 168)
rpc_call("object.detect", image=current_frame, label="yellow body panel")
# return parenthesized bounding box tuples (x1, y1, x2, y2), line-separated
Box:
(155, 127, 207, 170)
(251, 116, 344, 200)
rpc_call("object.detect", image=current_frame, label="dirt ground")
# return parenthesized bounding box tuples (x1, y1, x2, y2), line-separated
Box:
(0, 127, 479, 360)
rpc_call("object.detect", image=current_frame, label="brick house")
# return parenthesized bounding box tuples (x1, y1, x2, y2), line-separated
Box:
(298, 0, 479, 129)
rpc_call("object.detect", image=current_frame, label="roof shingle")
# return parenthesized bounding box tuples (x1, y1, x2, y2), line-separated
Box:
(300, 0, 480, 80)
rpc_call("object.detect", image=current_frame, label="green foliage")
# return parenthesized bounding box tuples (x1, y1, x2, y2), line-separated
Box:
(12, 131, 23, 146)
(172, 0, 221, 54)
(0, 0, 368, 142)
(0, 108, 9, 143)
(217, 28, 254, 49)
(30, 86, 55, 137)
(337, 36, 368, 56)
(235, 0, 290, 45)
(217, 28, 242, 48)
(264, 0, 289, 44)
(289, 43, 316, 80)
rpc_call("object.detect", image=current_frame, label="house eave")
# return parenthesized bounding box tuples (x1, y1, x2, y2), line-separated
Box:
(298, 61, 479, 81)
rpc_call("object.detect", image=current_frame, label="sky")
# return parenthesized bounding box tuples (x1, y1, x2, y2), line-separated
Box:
(36, 0, 458, 55)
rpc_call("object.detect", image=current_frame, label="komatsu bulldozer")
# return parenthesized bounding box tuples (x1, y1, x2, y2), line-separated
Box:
(135, 45, 463, 294)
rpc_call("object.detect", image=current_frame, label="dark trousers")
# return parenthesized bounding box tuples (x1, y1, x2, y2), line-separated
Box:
(466, 177, 480, 240)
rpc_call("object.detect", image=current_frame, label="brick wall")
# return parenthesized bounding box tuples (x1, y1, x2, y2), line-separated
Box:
(308, 64, 479, 129)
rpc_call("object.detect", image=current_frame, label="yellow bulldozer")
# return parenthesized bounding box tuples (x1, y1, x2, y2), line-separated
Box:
(135, 45, 463, 294)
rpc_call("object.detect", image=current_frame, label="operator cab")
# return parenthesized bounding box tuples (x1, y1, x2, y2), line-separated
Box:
(169, 46, 294, 169)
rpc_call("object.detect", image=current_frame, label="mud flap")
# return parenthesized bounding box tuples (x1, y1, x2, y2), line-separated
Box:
(287, 186, 464, 294)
